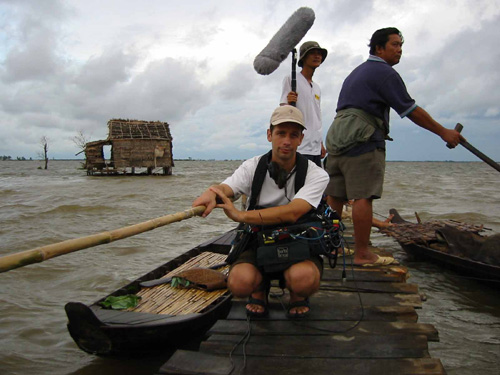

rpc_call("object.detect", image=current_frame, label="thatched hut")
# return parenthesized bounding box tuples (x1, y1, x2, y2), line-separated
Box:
(84, 119, 174, 175)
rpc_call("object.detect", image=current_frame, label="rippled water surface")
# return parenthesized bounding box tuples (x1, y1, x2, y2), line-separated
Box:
(0, 160, 499, 374)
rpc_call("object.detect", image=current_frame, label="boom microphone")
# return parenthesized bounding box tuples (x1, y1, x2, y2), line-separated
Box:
(253, 7, 315, 75)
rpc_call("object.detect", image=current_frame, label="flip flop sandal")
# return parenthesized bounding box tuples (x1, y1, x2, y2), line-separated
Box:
(359, 255, 398, 267)
(246, 296, 268, 318)
(287, 298, 310, 319)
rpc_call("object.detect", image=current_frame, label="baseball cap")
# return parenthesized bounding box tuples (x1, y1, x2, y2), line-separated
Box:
(270, 105, 306, 129)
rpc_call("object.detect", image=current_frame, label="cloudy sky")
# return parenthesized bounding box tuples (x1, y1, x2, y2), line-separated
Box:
(1, 0, 499, 161)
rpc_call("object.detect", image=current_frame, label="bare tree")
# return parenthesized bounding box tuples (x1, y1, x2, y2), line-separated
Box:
(73, 130, 91, 169)
(73, 130, 90, 153)
(39, 136, 49, 170)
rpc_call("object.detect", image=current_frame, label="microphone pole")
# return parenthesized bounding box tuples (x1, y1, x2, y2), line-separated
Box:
(291, 48, 297, 107)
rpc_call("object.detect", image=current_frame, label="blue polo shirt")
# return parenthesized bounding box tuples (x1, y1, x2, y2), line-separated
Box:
(336, 55, 417, 155)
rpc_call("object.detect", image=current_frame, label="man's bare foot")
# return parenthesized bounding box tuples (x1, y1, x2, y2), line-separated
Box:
(288, 293, 310, 316)
(246, 290, 267, 315)
(353, 250, 379, 266)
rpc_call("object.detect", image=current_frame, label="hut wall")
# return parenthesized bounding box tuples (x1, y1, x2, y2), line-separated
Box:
(111, 139, 173, 169)
(85, 145, 106, 169)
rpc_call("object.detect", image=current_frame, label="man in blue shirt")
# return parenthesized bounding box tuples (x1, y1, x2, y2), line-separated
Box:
(325, 27, 464, 266)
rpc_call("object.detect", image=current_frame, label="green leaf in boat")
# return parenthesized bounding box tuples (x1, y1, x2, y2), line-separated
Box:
(171, 277, 191, 288)
(100, 294, 141, 310)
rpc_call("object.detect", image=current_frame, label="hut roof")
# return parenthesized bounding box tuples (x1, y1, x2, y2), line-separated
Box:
(86, 139, 110, 147)
(107, 119, 172, 141)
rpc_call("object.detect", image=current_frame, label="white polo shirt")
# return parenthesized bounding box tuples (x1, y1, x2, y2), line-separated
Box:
(222, 154, 329, 209)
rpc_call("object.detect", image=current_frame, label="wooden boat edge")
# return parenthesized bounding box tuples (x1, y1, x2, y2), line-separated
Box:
(65, 229, 236, 355)
(400, 242, 500, 285)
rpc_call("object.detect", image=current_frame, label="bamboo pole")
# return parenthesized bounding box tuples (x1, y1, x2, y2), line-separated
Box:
(0, 206, 206, 273)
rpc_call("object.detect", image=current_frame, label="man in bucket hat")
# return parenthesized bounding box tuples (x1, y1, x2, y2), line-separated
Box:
(193, 105, 329, 319)
(280, 41, 328, 167)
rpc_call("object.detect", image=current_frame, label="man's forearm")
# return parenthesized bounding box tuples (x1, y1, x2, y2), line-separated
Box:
(239, 199, 312, 226)
(407, 106, 446, 137)
(407, 106, 463, 147)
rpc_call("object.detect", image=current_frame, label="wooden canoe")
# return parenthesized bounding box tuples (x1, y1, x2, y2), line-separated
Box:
(65, 230, 236, 356)
(383, 209, 500, 287)
(395, 241, 500, 286)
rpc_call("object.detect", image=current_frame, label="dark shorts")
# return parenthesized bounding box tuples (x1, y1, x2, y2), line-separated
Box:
(231, 247, 324, 278)
(325, 148, 385, 200)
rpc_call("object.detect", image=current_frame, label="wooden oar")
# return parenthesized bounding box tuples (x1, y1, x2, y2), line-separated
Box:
(0, 206, 206, 274)
(448, 123, 500, 173)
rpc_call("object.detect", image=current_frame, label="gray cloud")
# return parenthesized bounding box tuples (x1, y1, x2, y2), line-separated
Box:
(0, 1, 211, 158)
(118, 57, 210, 120)
(1, 0, 73, 80)
(399, 16, 500, 137)
(316, 0, 376, 29)
(1, 0, 499, 161)
(2, 31, 60, 83)
(216, 62, 257, 100)
(73, 48, 139, 93)
(61, 55, 211, 130)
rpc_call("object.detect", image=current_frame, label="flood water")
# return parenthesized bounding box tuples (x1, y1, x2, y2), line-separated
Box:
(0, 160, 499, 374)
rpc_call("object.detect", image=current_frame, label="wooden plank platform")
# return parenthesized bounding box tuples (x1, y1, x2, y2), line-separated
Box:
(157, 244, 445, 374)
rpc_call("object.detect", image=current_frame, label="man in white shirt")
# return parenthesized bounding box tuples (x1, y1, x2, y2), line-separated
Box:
(193, 105, 329, 318)
(280, 41, 327, 167)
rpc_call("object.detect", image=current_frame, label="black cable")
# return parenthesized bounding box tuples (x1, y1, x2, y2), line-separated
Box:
(227, 218, 367, 370)
(320, 286, 389, 293)
(344, 238, 365, 328)
(277, 238, 365, 335)
(341, 236, 347, 280)
(228, 315, 252, 375)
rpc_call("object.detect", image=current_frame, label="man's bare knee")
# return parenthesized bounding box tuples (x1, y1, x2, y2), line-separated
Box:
(227, 263, 262, 297)
(285, 261, 321, 296)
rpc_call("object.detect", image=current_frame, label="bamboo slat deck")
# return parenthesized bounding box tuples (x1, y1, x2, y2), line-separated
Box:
(130, 252, 229, 316)
(157, 238, 446, 375)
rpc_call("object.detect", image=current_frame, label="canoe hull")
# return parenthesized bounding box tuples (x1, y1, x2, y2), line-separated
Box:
(65, 230, 236, 355)
(400, 242, 500, 287)
(65, 295, 232, 355)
